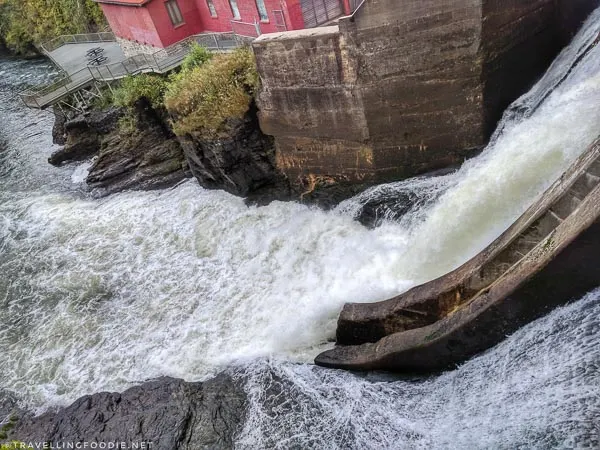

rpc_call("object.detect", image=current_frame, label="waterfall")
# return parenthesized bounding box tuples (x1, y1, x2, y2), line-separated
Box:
(0, 12, 598, 449)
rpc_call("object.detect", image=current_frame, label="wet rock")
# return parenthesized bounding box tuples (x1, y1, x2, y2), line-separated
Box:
(0, 390, 22, 424)
(296, 180, 371, 211)
(51, 106, 66, 146)
(48, 107, 124, 166)
(178, 103, 291, 204)
(86, 99, 189, 196)
(9, 374, 246, 450)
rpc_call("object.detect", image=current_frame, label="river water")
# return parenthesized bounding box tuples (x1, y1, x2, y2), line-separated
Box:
(1, 10, 600, 449)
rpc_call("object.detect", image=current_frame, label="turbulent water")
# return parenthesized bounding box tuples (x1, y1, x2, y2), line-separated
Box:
(1, 9, 600, 448)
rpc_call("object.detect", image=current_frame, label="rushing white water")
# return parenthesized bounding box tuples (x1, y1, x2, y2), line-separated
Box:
(237, 288, 600, 449)
(0, 10, 599, 434)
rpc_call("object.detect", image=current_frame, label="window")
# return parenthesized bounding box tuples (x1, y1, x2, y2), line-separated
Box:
(229, 0, 241, 20)
(255, 0, 268, 21)
(165, 0, 184, 26)
(206, 0, 217, 17)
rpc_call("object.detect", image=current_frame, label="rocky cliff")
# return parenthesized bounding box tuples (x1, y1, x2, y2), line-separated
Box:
(176, 103, 291, 205)
(49, 99, 370, 206)
(49, 100, 190, 196)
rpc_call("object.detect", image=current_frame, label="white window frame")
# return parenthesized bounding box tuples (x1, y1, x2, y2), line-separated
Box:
(165, 0, 184, 27)
(206, 0, 217, 17)
(255, 0, 268, 22)
(229, 0, 241, 20)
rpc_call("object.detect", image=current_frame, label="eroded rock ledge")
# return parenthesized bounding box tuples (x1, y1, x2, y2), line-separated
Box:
(49, 99, 373, 206)
(4, 375, 246, 450)
(49, 100, 190, 196)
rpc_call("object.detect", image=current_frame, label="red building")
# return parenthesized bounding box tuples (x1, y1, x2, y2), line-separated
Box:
(94, 0, 354, 56)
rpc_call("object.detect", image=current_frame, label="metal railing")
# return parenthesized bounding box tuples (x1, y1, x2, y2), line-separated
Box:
(272, 10, 288, 32)
(230, 19, 262, 38)
(20, 31, 254, 109)
(41, 32, 116, 54)
(346, 0, 367, 20)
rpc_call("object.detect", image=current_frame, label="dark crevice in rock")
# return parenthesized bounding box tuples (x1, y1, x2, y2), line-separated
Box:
(177, 101, 292, 205)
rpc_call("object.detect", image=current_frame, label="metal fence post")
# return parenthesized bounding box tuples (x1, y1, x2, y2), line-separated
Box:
(254, 19, 261, 36)
(106, 64, 116, 80)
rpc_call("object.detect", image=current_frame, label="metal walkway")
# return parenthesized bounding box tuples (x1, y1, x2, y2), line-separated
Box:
(20, 32, 252, 110)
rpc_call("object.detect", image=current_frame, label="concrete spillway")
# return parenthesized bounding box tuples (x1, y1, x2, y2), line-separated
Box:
(315, 138, 600, 372)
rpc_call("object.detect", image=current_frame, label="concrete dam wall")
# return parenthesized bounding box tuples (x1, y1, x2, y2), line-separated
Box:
(253, 0, 600, 192)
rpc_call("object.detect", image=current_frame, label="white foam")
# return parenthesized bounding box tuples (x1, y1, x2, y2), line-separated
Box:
(70, 161, 93, 183)
(237, 288, 600, 448)
(1, 9, 600, 413)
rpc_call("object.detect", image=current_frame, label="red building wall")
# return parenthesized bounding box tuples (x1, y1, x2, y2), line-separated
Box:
(98, 0, 308, 50)
(281, 0, 305, 30)
(100, 3, 163, 47)
(193, 0, 305, 34)
(147, 0, 204, 46)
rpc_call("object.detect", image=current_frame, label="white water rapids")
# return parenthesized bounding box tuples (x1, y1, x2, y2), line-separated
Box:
(0, 9, 600, 448)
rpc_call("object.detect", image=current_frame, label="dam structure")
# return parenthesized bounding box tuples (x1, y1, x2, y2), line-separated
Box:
(253, 0, 600, 193)
(315, 8, 600, 372)
(316, 140, 600, 371)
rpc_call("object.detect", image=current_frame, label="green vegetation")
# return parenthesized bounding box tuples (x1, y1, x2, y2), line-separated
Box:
(0, 0, 106, 54)
(111, 73, 168, 134)
(83, 45, 258, 138)
(112, 74, 168, 110)
(180, 42, 213, 73)
(105, 46, 258, 139)
(117, 114, 139, 136)
(0, 415, 20, 447)
(164, 47, 259, 136)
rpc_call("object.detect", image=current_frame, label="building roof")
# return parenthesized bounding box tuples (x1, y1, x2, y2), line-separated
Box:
(93, 0, 153, 6)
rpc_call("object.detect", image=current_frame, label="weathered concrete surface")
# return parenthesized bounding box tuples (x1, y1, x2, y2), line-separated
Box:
(254, 0, 600, 193)
(315, 139, 600, 372)
(253, 26, 372, 193)
(7, 375, 246, 450)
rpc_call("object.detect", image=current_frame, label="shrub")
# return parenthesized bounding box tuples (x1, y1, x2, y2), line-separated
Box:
(180, 42, 213, 72)
(117, 113, 138, 136)
(164, 47, 259, 137)
(112, 74, 168, 110)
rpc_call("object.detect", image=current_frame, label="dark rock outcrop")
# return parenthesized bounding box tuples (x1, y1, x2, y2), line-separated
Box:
(177, 103, 291, 204)
(86, 99, 189, 196)
(51, 106, 67, 146)
(48, 107, 124, 166)
(8, 375, 246, 450)
(47, 100, 189, 196)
